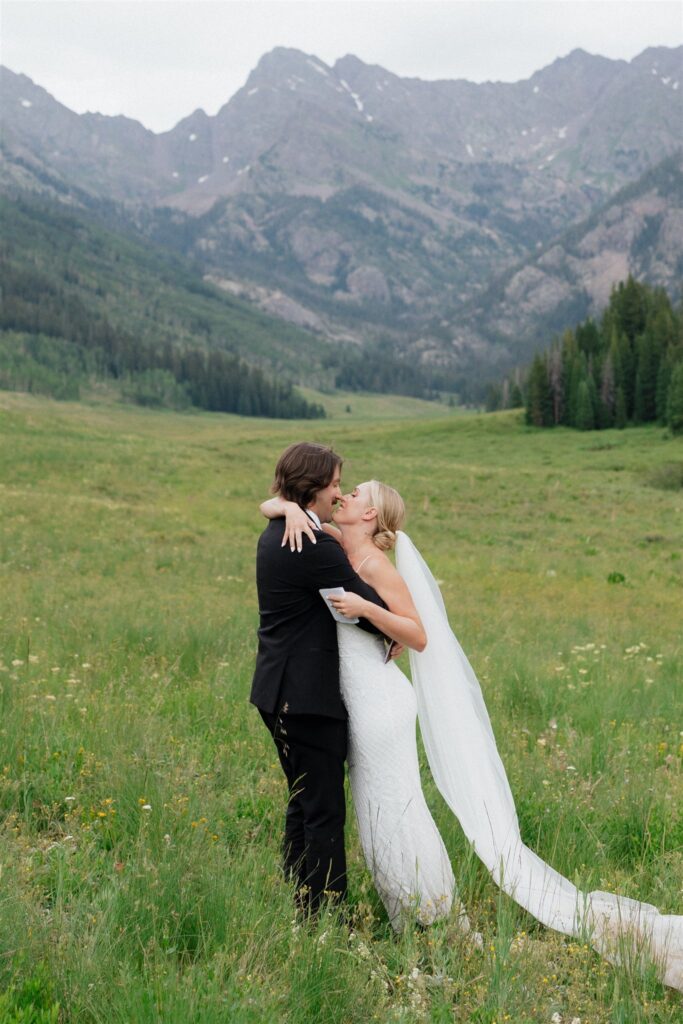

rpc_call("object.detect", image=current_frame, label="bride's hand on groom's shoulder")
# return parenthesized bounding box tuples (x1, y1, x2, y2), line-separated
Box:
(282, 502, 317, 553)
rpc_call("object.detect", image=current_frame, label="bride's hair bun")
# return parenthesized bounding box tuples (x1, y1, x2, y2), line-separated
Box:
(368, 480, 405, 551)
(373, 528, 397, 551)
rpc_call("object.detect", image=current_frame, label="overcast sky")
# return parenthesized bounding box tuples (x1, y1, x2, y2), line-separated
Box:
(3, 1, 682, 132)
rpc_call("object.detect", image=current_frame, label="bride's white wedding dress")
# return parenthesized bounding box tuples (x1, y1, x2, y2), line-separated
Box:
(338, 623, 462, 930)
(340, 531, 683, 991)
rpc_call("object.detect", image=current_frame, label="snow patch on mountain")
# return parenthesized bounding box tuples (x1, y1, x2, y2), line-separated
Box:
(307, 59, 328, 76)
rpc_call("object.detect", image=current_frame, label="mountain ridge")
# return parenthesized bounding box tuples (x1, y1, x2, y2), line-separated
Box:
(1, 44, 681, 396)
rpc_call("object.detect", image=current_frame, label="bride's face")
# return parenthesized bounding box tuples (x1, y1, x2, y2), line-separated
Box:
(334, 481, 374, 526)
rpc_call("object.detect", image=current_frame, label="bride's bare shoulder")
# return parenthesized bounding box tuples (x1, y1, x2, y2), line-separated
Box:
(363, 551, 400, 585)
(363, 551, 414, 609)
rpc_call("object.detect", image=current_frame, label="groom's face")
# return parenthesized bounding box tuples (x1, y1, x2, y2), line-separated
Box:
(308, 467, 343, 523)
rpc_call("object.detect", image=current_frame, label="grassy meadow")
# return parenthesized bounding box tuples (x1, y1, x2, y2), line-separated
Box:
(0, 391, 681, 1023)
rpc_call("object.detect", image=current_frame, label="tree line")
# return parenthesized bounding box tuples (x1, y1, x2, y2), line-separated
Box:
(322, 341, 461, 401)
(488, 278, 683, 433)
(0, 253, 324, 419)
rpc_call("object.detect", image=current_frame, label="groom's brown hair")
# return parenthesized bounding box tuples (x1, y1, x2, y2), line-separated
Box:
(272, 442, 342, 509)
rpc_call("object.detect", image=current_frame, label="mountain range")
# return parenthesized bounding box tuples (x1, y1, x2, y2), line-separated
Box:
(1, 44, 682, 396)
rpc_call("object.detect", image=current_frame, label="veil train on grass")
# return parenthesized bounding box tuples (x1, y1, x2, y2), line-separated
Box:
(395, 530, 683, 992)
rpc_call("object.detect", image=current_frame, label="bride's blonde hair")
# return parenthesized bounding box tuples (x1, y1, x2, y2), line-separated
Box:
(367, 480, 405, 551)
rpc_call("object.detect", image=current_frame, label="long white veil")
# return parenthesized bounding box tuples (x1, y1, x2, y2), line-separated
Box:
(395, 531, 682, 991)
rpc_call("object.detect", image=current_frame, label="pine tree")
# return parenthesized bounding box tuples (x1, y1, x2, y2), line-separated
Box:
(614, 387, 627, 429)
(509, 381, 524, 408)
(656, 348, 675, 423)
(575, 380, 595, 430)
(525, 354, 553, 426)
(576, 319, 601, 356)
(634, 328, 660, 423)
(599, 351, 615, 427)
(587, 371, 601, 430)
(547, 344, 564, 424)
(666, 363, 683, 434)
(611, 275, 648, 343)
(618, 330, 635, 419)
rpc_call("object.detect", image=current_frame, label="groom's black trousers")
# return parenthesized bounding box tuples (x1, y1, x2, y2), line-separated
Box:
(260, 706, 347, 911)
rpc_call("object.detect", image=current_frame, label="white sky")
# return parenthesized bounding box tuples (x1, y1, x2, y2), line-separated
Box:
(2, 0, 682, 132)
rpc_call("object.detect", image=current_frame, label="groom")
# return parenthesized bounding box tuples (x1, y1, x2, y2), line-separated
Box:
(251, 441, 385, 913)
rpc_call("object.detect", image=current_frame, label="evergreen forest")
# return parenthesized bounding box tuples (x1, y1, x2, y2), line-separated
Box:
(489, 278, 683, 433)
(0, 193, 457, 416)
(0, 195, 326, 419)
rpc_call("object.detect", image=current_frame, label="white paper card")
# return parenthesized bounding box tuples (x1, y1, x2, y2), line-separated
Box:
(318, 587, 360, 624)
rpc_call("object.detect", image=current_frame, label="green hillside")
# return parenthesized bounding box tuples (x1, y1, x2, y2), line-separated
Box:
(0, 193, 457, 413)
(0, 193, 330, 416)
(0, 193, 329, 372)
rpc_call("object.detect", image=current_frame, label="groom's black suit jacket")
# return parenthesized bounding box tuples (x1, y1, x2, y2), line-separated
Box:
(251, 518, 385, 720)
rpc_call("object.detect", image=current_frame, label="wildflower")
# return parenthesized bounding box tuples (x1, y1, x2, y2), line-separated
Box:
(45, 695, 56, 702)
(141, 804, 152, 811)
(551, 1014, 562, 1024)
(65, 795, 75, 803)
(28, 655, 39, 663)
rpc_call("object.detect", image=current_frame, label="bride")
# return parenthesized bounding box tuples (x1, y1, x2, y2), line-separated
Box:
(261, 480, 683, 990)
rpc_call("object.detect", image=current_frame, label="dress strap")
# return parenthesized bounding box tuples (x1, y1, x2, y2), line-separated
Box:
(355, 553, 373, 574)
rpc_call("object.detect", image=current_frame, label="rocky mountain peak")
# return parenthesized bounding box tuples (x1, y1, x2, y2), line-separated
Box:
(1, 46, 681, 378)
(243, 47, 336, 94)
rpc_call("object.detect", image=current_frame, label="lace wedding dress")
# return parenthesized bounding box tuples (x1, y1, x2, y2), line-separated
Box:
(390, 530, 683, 992)
(338, 623, 470, 932)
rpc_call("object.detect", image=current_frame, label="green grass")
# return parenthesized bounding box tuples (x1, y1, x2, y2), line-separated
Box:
(296, 387, 460, 420)
(0, 391, 681, 1022)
